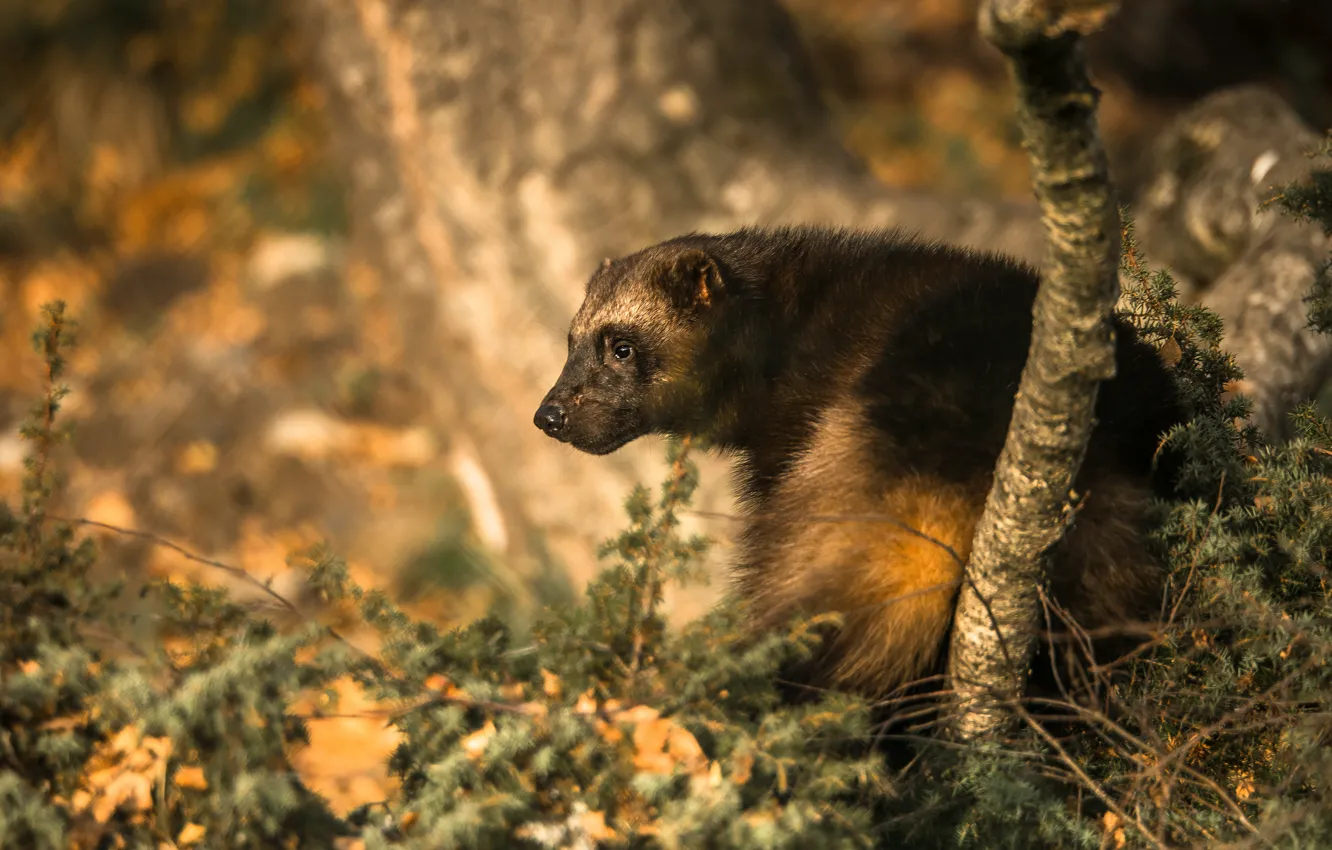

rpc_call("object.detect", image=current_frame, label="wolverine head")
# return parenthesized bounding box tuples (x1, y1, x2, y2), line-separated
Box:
(533, 242, 725, 455)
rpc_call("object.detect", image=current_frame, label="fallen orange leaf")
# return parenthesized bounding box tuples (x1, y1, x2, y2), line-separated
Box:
(461, 720, 497, 762)
(175, 766, 208, 790)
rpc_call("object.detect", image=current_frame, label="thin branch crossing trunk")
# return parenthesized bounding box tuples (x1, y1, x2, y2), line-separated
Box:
(946, 0, 1126, 741)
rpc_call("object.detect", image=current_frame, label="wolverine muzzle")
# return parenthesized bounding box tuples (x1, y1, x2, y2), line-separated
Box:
(533, 403, 567, 435)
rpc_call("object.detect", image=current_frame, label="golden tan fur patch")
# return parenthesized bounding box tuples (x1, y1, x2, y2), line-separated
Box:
(739, 402, 981, 696)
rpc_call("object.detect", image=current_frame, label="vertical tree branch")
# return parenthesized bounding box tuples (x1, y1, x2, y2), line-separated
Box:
(946, 0, 1124, 741)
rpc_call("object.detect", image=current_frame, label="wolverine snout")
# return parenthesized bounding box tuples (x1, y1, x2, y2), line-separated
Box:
(533, 402, 567, 435)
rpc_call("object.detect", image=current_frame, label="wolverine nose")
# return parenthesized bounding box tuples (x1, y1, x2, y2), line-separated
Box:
(534, 403, 566, 433)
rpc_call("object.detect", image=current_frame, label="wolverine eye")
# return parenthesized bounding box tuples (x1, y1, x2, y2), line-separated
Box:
(611, 340, 635, 361)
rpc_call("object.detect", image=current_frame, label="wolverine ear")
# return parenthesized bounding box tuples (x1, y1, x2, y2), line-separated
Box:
(664, 248, 723, 312)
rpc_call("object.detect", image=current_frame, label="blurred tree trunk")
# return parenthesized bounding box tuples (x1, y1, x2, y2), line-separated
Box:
(291, 0, 1329, 592)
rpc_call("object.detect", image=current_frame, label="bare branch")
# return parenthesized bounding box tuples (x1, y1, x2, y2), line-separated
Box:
(946, 0, 1124, 740)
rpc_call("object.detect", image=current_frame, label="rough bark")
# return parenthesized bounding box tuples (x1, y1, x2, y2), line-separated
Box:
(291, 0, 1329, 600)
(1134, 86, 1332, 440)
(945, 0, 1124, 741)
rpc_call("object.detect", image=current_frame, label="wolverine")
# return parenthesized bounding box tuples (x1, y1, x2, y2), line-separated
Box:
(533, 225, 1184, 701)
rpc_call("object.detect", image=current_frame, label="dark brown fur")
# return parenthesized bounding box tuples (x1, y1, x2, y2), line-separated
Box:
(535, 225, 1184, 701)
